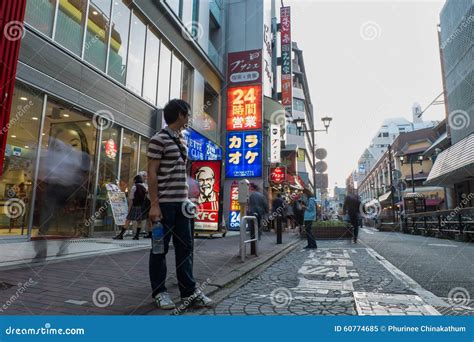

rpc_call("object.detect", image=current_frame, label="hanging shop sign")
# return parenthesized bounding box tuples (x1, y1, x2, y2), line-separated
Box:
(227, 49, 262, 86)
(225, 131, 262, 178)
(183, 128, 222, 161)
(226, 85, 262, 131)
(191, 161, 221, 231)
(270, 124, 281, 163)
(280, 6, 292, 116)
(228, 181, 241, 231)
(315, 173, 329, 189)
(270, 167, 285, 184)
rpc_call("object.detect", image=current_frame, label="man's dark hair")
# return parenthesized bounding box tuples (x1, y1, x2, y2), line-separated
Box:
(163, 99, 191, 125)
(277, 193, 282, 198)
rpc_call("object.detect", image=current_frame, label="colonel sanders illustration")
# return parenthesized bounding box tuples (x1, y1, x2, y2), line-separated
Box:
(195, 166, 218, 204)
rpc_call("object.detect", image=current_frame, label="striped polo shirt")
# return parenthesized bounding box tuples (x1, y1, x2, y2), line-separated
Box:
(147, 127, 188, 203)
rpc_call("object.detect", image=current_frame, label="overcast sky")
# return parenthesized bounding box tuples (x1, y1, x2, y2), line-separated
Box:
(286, 0, 446, 192)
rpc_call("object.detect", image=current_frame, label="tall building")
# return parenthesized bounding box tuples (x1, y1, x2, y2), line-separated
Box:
(425, 0, 474, 207)
(0, 0, 229, 239)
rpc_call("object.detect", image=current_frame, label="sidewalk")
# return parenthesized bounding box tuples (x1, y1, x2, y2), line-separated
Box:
(0, 231, 300, 315)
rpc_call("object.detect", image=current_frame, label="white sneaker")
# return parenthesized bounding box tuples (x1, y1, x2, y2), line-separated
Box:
(154, 292, 176, 309)
(182, 289, 213, 308)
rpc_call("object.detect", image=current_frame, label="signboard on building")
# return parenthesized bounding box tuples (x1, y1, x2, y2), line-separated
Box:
(270, 124, 281, 163)
(106, 183, 128, 226)
(227, 49, 262, 86)
(225, 131, 262, 178)
(191, 161, 221, 231)
(280, 6, 292, 116)
(183, 128, 222, 161)
(270, 167, 285, 184)
(229, 181, 240, 231)
(297, 148, 305, 162)
(226, 85, 262, 131)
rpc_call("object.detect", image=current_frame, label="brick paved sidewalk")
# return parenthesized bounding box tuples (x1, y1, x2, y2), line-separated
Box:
(0, 231, 299, 315)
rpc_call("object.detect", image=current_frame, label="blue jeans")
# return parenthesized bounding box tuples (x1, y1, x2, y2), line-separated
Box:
(149, 202, 196, 298)
(304, 220, 317, 247)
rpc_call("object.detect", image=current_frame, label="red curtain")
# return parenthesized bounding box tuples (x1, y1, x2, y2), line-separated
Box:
(0, 0, 27, 176)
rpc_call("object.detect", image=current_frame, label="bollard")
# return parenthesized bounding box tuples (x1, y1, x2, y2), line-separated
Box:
(277, 216, 282, 244)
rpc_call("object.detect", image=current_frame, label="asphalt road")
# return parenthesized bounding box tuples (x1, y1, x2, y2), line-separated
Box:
(358, 227, 474, 300)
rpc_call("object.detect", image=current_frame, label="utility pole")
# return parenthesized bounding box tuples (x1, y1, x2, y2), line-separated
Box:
(388, 144, 396, 223)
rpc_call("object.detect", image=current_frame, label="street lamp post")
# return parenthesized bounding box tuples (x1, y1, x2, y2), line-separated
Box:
(293, 116, 332, 198)
(399, 154, 424, 193)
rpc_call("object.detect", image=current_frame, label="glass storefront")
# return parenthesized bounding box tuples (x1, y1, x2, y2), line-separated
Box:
(84, 0, 113, 71)
(33, 98, 97, 238)
(0, 84, 44, 237)
(0, 82, 152, 238)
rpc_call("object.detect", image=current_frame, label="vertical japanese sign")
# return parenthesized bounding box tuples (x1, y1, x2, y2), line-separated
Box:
(192, 161, 221, 231)
(270, 124, 281, 163)
(228, 181, 240, 231)
(226, 85, 262, 131)
(225, 131, 262, 178)
(280, 6, 292, 117)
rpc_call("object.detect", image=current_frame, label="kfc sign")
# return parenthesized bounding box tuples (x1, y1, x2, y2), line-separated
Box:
(192, 161, 221, 231)
(227, 85, 262, 131)
(270, 167, 285, 184)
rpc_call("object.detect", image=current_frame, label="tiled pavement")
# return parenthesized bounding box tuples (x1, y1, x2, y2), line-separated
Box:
(0, 231, 300, 315)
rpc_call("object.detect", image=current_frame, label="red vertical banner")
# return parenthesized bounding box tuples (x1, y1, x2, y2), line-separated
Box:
(280, 6, 292, 117)
(0, 0, 27, 176)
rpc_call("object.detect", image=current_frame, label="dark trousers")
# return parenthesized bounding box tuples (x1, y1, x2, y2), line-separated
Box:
(149, 202, 196, 298)
(249, 212, 262, 239)
(304, 220, 317, 247)
(350, 214, 359, 241)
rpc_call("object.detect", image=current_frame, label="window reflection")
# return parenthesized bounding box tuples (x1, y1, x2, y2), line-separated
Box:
(181, 62, 192, 104)
(119, 130, 139, 196)
(84, 0, 112, 71)
(143, 28, 160, 104)
(107, 0, 131, 84)
(157, 43, 172, 108)
(139, 137, 149, 173)
(55, 0, 88, 56)
(170, 53, 182, 100)
(25, 0, 57, 37)
(126, 12, 146, 95)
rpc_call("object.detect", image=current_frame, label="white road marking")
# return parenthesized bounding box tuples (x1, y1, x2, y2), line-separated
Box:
(361, 228, 374, 234)
(65, 299, 88, 305)
(427, 243, 458, 247)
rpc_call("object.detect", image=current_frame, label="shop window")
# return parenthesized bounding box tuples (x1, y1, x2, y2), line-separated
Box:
(181, 63, 193, 104)
(119, 130, 139, 195)
(84, 0, 112, 71)
(0, 83, 44, 237)
(293, 98, 305, 112)
(192, 84, 218, 142)
(34, 98, 97, 238)
(143, 28, 160, 104)
(138, 137, 149, 173)
(54, 0, 88, 56)
(126, 12, 146, 95)
(94, 124, 120, 233)
(170, 53, 182, 100)
(107, 0, 131, 84)
(25, 0, 57, 37)
(157, 43, 172, 108)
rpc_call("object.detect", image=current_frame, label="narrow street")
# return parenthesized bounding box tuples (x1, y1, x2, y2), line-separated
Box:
(194, 230, 474, 316)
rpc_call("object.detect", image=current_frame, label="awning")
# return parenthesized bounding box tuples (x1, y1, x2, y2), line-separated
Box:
(285, 174, 303, 189)
(425, 133, 474, 186)
(425, 198, 444, 207)
(378, 191, 392, 203)
(424, 132, 449, 156)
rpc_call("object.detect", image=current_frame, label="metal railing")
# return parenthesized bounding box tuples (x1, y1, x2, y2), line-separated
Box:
(404, 207, 474, 238)
(240, 215, 258, 262)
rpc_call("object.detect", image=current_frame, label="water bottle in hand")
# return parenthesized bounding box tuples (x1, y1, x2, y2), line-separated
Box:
(151, 221, 165, 254)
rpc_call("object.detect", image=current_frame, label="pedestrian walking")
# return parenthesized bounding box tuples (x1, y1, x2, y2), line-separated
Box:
(285, 198, 296, 231)
(343, 193, 362, 243)
(113, 174, 148, 240)
(271, 193, 285, 231)
(293, 199, 305, 233)
(303, 196, 317, 249)
(247, 183, 268, 239)
(147, 99, 212, 310)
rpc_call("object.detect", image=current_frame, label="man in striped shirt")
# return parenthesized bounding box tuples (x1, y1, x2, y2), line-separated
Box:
(148, 99, 212, 310)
